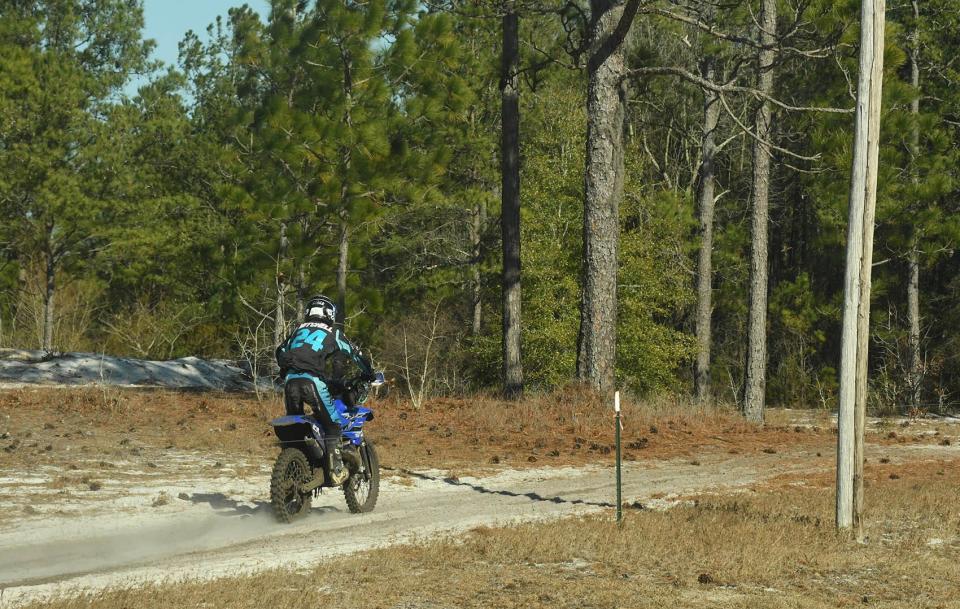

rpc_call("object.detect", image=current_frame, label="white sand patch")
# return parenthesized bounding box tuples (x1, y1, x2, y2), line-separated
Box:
(0, 350, 269, 391)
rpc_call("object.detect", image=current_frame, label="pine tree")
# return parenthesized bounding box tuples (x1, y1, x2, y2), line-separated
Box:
(0, 0, 151, 352)
(577, 0, 641, 394)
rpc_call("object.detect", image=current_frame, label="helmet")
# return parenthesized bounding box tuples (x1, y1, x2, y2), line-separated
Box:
(305, 294, 336, 322)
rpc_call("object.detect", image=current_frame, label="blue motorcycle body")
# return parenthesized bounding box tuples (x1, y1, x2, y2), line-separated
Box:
(268, 372, 383, 521)
(270, 400, 374, 457)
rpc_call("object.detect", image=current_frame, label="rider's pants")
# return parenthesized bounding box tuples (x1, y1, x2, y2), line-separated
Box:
(283, 375, 347, 468)
(284, 375, 345, 428)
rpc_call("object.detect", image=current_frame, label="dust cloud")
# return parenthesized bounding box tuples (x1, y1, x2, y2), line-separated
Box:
(0, 508, 278, 587)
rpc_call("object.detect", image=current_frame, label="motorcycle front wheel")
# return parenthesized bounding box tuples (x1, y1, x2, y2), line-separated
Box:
(344, 440, 380, 513)
(270, 447, 313, 523)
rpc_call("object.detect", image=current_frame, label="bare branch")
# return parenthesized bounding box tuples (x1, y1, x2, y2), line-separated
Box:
(644, 6, 847, 58)
(717, 93, 821, 162)
(628, 65, 854, 114)
(716, 130, 744, 153)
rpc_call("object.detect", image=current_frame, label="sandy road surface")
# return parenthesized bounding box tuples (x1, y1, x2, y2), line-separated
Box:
(0, 442, 956, 606)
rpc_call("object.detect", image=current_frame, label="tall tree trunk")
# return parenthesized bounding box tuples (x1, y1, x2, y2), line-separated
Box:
(274, 220, 289, 354)
(576, 0, 638, 394)
(43, 249, 55, 353)
(907, 0, 921, 410)
(743, 0, 777, 424)
(13, 266, 26, 339)
(907, 243, 920, 404)
(337, 48, 353, 329)
(471, 200, 486, 336)
(296, 267, 306, 317)
(694, 57, 720, 404)
(501, 5, 523, 397)
(336, 215, 348, 327)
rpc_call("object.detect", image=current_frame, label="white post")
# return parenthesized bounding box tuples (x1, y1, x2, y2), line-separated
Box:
(838, 0, 886, 533)
(614, 391, 622, 524)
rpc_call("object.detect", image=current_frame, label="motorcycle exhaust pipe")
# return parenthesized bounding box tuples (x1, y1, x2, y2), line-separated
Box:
(303, 437, 324, 462)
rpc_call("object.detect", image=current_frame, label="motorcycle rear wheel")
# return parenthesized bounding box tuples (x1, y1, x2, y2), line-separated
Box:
(270, 447, 313, 523)
(344, 441, 380, 513)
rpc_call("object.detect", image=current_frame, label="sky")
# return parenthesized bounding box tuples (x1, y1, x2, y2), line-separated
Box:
(129, 0, 269, 93)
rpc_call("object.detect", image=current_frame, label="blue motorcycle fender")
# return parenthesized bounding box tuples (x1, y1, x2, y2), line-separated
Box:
(270, 415, 315, 427)
(270, 415, 325, 444)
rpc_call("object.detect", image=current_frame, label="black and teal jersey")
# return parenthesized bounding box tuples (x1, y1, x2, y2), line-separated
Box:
(275, 321, 372, 381)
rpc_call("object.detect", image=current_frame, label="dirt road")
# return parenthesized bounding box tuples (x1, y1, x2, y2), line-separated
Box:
(0, 447, 808, 602)
(0, 441, 956, 607)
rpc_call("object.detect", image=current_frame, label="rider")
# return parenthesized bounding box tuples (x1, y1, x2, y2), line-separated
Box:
(276, 295, 374, 485)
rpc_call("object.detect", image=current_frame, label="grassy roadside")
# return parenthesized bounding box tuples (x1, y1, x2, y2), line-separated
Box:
(0, 385, 867, 473)
(2, 385, 953, 476)
(26, 457, 960, 609)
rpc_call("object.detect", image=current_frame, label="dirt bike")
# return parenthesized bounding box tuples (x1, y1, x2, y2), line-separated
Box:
(269, 371, 385, 522)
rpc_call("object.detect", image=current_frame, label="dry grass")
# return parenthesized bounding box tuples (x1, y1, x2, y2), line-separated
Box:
(1, 386, 950, 474)
(331, 388, 850, 470)
(26, 458, 960, 609)
(0, 387, 277, 472)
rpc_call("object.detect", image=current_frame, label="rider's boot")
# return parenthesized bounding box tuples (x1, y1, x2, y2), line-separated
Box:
(325, 437, 349, 485)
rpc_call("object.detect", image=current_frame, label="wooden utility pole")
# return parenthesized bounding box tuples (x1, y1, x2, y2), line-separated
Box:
(837, 0, 885, 538)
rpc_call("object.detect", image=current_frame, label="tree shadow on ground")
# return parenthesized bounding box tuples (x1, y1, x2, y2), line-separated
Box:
(387, 468, 614, 508)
